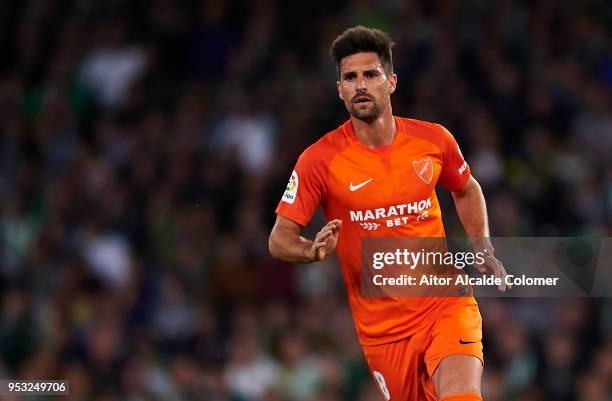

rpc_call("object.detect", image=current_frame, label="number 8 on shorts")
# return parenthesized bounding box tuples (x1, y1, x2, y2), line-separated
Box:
(373, 371, 391, 400)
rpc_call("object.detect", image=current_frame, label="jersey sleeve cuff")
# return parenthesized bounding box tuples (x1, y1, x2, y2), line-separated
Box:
(275, 208, 309, 227)
(445, 166, 472, 192)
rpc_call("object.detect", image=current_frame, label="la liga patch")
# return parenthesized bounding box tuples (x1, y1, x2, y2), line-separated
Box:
(282, 170, 299, 204)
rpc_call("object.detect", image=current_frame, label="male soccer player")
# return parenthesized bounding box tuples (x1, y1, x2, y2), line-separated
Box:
(269, 26, 509, 401)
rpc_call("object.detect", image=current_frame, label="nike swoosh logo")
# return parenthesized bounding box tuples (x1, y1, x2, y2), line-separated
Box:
(349, 178, 374, 191)
(459, 339, 477, 344)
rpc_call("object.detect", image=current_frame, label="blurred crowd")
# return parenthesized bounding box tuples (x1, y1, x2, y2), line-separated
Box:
(0, 0, 611, 400)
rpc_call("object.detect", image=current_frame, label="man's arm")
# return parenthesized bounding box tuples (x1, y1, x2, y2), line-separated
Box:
(451, 176, 510, 291)
(269, 215, 342, 263)
(451, 176, 490, 239)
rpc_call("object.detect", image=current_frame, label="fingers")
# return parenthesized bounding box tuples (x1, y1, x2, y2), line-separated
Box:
(473, 261, 487, 274)
(312, 224, 335, 261)
(489, 256, 509, 292)
(316, 246, 326, 260)
(311, 220, 343, 261)
(314, 221, 340, 248)
(326, 219, 343, 233)
(490, 256, 512, 292)
(495, 261, 506, 292)
(497, 259, 511, 291)
(313, 233, 331, 253)
(474, 254, 511, 292)
(314, 227, 332, 246)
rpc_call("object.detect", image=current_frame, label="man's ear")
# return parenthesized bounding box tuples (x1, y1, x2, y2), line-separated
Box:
(389, 73, 397, 94)
(337, 81, 344, 100)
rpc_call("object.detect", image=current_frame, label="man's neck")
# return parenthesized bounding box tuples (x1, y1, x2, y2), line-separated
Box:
(351, 108, 396, 148)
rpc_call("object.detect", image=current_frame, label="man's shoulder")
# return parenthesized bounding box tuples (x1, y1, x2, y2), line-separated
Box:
(300, 121, 352, 163)
(397, 116, 448, 136)
(396, 116, 453, 150)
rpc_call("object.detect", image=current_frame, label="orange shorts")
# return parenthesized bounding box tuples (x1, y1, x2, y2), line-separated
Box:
(361, 303, 483, 401)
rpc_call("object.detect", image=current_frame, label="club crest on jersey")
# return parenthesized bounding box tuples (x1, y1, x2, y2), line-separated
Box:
(282, 170, 299, 204)
(413, 158, 433, 184)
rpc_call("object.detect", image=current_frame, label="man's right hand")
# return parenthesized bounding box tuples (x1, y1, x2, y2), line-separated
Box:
(309, 219, 343, 261)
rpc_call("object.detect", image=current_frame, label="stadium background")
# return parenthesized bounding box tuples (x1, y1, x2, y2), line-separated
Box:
(0, 0, 611, 400)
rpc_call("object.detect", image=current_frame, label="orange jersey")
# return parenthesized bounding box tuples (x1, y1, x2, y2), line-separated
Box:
(276, 116, 477, 345)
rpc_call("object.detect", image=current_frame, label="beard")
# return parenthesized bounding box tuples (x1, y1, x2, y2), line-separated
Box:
(348, 98, 383, 123)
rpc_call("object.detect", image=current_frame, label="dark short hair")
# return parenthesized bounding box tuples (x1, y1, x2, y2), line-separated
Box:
(329, 26, 395, 77)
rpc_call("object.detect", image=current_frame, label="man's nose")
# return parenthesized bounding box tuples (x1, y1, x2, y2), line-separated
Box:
(357, 77, 367, 90)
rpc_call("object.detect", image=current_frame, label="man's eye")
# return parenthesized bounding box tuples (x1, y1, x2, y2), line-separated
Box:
(345, 75, 355, 81)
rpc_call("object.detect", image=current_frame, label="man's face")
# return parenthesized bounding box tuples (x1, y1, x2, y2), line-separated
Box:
(337, 52, 397, 122)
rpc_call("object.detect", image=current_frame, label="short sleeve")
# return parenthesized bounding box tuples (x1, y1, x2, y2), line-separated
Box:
(275, 148, 327, 226)
(437, 125, 471, 191)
